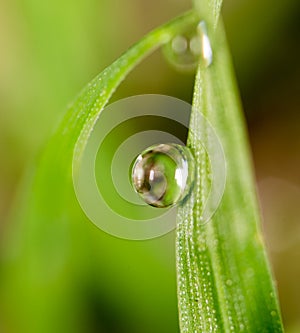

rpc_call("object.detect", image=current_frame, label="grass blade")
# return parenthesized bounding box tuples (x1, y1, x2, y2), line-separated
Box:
(176, 5, 284, 333)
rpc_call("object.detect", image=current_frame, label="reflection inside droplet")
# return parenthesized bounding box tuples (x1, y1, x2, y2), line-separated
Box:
(190, 35, 202, 56)
(163, 32, 201, 72)
(131, 144, 195, 208)
(172, 35, 188, 54)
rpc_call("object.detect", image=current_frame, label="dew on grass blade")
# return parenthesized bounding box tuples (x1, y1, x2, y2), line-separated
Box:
(163, 32, 201, 72)
(163, 20, 213, 72)
(131, 144, 195, 208)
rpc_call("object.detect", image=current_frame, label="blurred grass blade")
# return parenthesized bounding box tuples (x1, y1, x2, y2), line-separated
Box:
(176, 3, 284, 333)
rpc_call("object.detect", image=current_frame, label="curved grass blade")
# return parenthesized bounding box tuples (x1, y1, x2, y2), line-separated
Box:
(176, 4, 284, 333)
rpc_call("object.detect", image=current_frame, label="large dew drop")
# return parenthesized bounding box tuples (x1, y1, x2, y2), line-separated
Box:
(131, 144, 195, 208)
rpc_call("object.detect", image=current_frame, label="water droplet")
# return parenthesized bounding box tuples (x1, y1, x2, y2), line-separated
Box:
(131, 143, 195, 208)
(163, 33, 202, 72)
(163, 21, 213, 72)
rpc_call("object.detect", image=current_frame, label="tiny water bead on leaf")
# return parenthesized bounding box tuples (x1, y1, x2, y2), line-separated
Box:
(163, 32, 202, 72)
(131, 144, 195, 208)
(163, 20, 212, 72)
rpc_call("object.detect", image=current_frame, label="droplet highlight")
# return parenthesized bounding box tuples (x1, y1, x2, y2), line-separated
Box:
(197, 21, 213, 67)
(131, 143, 195, 208)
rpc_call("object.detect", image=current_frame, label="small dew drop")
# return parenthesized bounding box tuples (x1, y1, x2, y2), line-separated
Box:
(163, 21, 213, 72)
(131, 143, 195, 208)
(163, 33, 200, 72)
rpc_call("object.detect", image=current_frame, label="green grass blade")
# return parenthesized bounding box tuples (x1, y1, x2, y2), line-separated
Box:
(176, 7, 284, 333)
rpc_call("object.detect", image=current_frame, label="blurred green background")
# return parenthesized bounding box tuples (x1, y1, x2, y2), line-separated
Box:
(0, 0, 299, 332)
